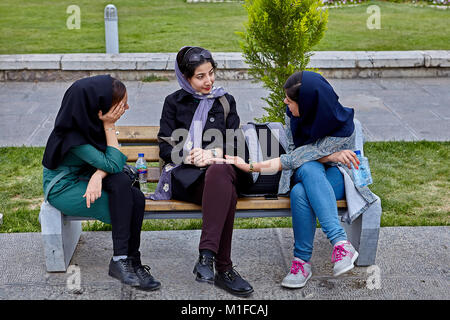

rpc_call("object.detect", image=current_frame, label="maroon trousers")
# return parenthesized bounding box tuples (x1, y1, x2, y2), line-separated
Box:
(173, 164, 238, 272)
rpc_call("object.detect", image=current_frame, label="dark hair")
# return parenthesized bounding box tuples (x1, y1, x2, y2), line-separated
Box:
(176, 46, 218, 79)
(111, 78, 127, 107)
(283, 71, 303, 102)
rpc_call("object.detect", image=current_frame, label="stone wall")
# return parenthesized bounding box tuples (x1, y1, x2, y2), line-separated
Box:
(0, 51, 449, 81)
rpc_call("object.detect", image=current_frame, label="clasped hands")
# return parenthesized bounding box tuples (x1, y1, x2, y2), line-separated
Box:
(206, 149, 361, 173)
(184, 150, 278, 174)
(184, 148, 223, 167)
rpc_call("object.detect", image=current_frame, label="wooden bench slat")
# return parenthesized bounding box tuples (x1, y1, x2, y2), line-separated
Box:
(145, 197, 347, 212)
(121, 146, 160, 162)
(116, 126, 159, 143)
(116, 126, 348, 212)
(147, 167, 160, 183)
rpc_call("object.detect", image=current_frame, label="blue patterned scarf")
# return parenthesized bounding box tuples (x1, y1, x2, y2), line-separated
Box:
(287, 71, 354, 148)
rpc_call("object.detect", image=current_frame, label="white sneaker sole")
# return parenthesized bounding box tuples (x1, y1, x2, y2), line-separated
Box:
(333, 250, 359, 277)
(281, 272, 312, 289)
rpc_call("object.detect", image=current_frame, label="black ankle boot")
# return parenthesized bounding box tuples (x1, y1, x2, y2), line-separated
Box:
(193, 250, 215, 283)
(129, 255, 161, 291)
(108, 258, 140, 287)
(214, 268, 254, 297)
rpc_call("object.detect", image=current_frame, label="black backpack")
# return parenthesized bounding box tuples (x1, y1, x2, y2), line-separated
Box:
(237, 122, 288, 198)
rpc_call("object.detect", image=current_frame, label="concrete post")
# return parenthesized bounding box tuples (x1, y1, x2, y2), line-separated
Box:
(39, 202, 82, 272)
(104, 4, 119, 54)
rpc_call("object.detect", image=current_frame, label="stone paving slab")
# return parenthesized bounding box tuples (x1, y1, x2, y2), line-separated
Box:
(0, 78, 449, 147)
(1, 227, 449, 300)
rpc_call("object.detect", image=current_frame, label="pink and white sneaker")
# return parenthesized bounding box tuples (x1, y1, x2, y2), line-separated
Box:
(281, 257, 312, 288)
(332, 240, 359, 276)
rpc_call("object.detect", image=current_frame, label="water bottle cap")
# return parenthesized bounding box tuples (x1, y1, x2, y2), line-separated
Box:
(138, 153, 144, 157)
(354, 150, 361, 156)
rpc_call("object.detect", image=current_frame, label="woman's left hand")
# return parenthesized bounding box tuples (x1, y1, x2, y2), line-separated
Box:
(188, 148, 211, 167)
(190, 148, 227, 167)
(325, 150, 360, 169)
(83, 172, 103, 208)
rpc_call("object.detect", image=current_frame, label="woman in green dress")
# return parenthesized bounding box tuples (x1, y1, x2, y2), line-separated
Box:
(42, 75, 160, 291)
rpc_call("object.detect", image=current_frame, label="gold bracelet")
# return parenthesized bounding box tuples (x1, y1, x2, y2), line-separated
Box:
(249, 162, 254, 173)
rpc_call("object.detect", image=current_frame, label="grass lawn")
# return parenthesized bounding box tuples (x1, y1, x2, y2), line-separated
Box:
(0, 0, 449, 54)
(0, 141, 448, 233)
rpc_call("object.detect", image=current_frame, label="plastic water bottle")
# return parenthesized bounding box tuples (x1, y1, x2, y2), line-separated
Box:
(135, 153, 149, 197)
(352, 150, 373, 188)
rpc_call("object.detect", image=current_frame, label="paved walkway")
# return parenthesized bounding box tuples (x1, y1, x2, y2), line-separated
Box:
(1, 227, 449, 301)
(0, 77, 449, 146)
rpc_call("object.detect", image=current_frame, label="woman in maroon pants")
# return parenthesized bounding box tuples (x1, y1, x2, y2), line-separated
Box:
(151, 46, 253, 297)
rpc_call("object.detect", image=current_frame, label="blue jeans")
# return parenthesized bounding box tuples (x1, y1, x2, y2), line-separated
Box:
(290, 161, 347, 262)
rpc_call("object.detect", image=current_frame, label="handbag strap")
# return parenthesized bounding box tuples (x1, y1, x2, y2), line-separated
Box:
(158, 96, 230, 160)
(44, 166, 72, 202)
(218, 96, 230, 124)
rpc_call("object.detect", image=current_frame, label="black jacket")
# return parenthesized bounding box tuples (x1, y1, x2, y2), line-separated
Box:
(157, 89, 243, 194)
(158, 89, 241, 163)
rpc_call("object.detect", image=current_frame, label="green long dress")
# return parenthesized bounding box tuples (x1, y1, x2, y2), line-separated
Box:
(43, 144, 128, 224)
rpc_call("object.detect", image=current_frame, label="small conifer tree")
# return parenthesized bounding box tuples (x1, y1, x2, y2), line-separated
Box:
(238, 0, 328, 123)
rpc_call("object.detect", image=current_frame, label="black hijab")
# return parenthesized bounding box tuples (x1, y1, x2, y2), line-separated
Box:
(42, 75, 113, 169)
(286, 71, 355, 148)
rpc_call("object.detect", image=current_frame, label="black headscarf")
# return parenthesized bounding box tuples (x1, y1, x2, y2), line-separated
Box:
(286, 71, 355, 148)
(42, 75, 113, 169)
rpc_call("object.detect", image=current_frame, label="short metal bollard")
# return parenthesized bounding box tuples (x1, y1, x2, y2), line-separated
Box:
(0, 213, 3, 226)
(104, 4, 119, 54)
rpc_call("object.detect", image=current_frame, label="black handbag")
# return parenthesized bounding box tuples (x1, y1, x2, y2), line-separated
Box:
(238, 123, 287, 197)
(122, 164, 140, 189)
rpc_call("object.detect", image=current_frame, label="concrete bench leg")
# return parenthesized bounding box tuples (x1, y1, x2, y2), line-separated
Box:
(38, 202, 82, 272)
(341, 196, 382, 266)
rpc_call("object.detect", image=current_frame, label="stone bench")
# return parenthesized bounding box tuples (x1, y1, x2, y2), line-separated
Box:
(39, 125, 382, 272)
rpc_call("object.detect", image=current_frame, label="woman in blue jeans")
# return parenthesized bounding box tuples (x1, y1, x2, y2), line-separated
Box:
(223, 71, 362, 288)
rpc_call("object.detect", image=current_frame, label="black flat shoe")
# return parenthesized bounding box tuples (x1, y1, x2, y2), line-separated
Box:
(108, 258, 140, 287)
(214, 268, 254, 297)
(134, 264, 161, 291)
(128, 253, 161, 291)
(193, 253, 215, 284)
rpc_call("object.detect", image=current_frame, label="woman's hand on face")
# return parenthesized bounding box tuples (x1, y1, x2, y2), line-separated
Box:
(83, 172, 103, 208)
(328, 150, 360, 169)
(98, 101, 126, 126)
